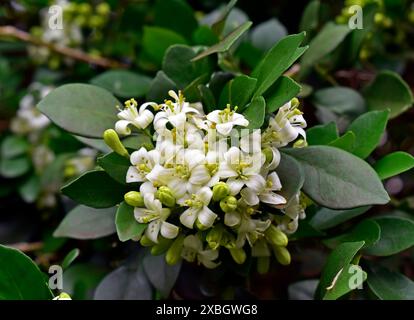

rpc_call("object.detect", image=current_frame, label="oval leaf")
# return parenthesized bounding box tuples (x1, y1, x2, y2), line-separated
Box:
(374, 151, 414, 180)
(116, 202, 146, 242)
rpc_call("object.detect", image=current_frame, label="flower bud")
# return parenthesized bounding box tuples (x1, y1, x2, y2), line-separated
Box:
(229, 247, 246, 265)
(151, 237, 173, 256)
(140, 234, 154, 247)
(103, 129, 129, 158)
(155, 186, 176, 208)
(262, 147, 273, 163)
(124, 191, 144, 207)
(195, 219, 209, 231)
(206, 226, 223, 250)
(165, 234, 184, 266)
(53, 292, 72, 300)
(273, 246, 291, 266)
(212, 182, 230, 201)
(265, 225, 288, 247)
(257, 256, 270, 274)
(220, 196, 237, 213)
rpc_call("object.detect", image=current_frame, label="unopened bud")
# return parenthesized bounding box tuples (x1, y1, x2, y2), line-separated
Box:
(273, 246, 291, 266)
(206, 226, 223, 250)
(229, 247, 246, 265)
(103, 129, 129, 158)
(257, 256, 270, 274)
(140, 234, 154, 247)
(151, 237, 173, 255)
(155, 186, 176, 208)
(262, 147, 273, 163)
(124, 191, 144, 207)
(212, 182, 230, 201)
(166, 234, 184, 266)
(265, 225, 288, 247)
(53, 292, 72, 300)
(220, 196, 238, 213)
(195, 219, 209, 231)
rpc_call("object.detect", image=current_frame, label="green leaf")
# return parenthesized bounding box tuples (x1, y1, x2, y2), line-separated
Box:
(0, 245, 53, 300)
(115, 202, 146, 242)
(365, 216, 414, 256)
(54, 205, 116, 239)
(283, 146, 390, 209)
(307, 122, 338, 145)
(328, 131, 355, 153)
(348, 110, 389, 159)
(299, 1, 320, 39)
(18, 175, 40, 203)
(0, 136, 29, 159)
(276, 153, 305, 206)
(374, 151, 414, 180)
(122, 135, 153, 150)
(300, 22, 351, 69)
(62, 248, 80, 270)
(90, 70, 152, 98)
(253, 32, 306, 98)
(323, 219, 381, 248)
(211, 0, 238, 36)
(182, 73, 209, 102)
(61, 170, 128, 208)
(312, 87, 365, 115)
(0, 156, 30, 178)
(191, 21, 252, 62)
(323, 264, 367, 300)
(309, 206, 371, 230)
(143, 254, 182, 298)
(198, 84, 216, 113)
(154, 0, 197, 39)
(38, 84, 120, 138)
(363, 70, 413, 118)
(146, 71, 177, 103)
(97, 152, 130, 185)
(316, 241, 365, 299)
(163, 45, 213, 89)
(265, 76, 301, 113)
(243, 96, 266, 129)
(250, 18, 287, 52)
(230, 75, 257, 110)
(74, 136, 110, 153)
(142, 26, 188, 66)
(193, 26, 219, 46)
(367, 265, 414, 300)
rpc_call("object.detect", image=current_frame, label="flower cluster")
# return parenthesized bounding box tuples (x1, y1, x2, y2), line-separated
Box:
(105, 90, 308, 271)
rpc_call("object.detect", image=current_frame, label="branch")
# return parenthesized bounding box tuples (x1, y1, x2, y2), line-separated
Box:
(0, 25, 128, 69)
(8, 241, 44, 252)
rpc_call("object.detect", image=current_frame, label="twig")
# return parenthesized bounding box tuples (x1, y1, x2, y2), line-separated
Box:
(8, 241, 44, 252)
(0, 25, 128, 69)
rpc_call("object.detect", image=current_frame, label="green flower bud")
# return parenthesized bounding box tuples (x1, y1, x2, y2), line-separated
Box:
(103, 129, 129, 158)
(155, 186, 176, 208)
(124, 191, 144, 207)
(166, 234, 184, 266)
(265, 225, 288, 247)
(140, 235, 154, 247)
(89, 15, 105, 28)
(262, 147, 273, 163)
(78, 3, 92, 15)
(151, 237, 173, 255)
(53, 292, 72, 300)
(229, 247, 246, 265)
(206, 226, 224, 250)
(96, 3, 111, 16)
(257, 256, 270, 274)
(195, 219, 209, 231)
(273, 246, 291, 266)
(212, 182, 230, 201)
(220, 196, 237, 213)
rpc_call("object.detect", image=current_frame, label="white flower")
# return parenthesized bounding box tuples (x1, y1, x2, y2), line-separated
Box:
(134, 194, 179, 243)
(178, 187, 217, 229)
(181, 234, 220, 269)
(240, 172, 286, 207)
(126, 148, 160, 183)
(206, 105, 249, 136)
(219, 147, 265, 195)
(115, 99, 155, 135)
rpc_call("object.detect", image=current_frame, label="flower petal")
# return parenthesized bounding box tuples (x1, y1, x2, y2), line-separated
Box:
(197, 206, 217, 228)
(180, 208, 198, 229)
(227, 177, 244, 195)
(115, 120, 132, 136)
(160, 221, 179, 239)
(145, 220, 161, 243)
(126, 166, 144, 183)
(240, 187, 259, 206)
(245, 174, 266, 192)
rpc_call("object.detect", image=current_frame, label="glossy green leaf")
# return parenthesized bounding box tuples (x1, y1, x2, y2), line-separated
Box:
(312, 87, 365, 115)
(307, 122, 338, 145)
(0, 136, 29, 159)
(367, 265, 414, 300)
(115, 202, 146, 242)
(198, 84, 216, 113)
(265, 76, 301, 113)
(146, 71, 177, 103)
(276, 153, 305, 206)
(38, 84, 120, 138)
(374, 151, 414, 180)
(250, 18, 287, 52)
(299, 1, 320, 38)
(309, 206, 371, 230)
(243, 96, 266, 129)
(97, 152, 130, 185)
(191, 21, 252, 61)
(211, 0, 238, 35)
(61, 170, 128, 208)
(283, 146, 390, 209)
(90, 70, 152, 98)
(365, 216, 414, 256)
(62, 248, 80, 270)
(328, 131, 355, 153)
(229, 75, 257, 110)
(316, 241, 365, 299)
(74, 136, 110, 153)
(0, 245, 53, 300)
(348, 110, 389, 159)
(363, 71, 413, 118)
(54, 205, 116, 239)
